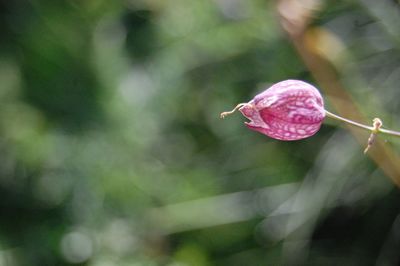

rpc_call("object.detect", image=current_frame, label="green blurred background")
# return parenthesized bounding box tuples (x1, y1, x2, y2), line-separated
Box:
(1, 0, 400, 265)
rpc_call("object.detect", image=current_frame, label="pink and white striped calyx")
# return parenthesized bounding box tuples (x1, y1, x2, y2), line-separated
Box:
(221, 80, 326, 141)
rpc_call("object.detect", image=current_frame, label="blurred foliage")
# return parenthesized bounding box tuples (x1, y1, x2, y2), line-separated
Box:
(1, 0, 400, 265)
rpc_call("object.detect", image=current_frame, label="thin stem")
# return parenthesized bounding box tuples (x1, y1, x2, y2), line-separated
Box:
(325, 110, 400, 138)
(325, 110, 373, 131)
(379, 128, 400, 137)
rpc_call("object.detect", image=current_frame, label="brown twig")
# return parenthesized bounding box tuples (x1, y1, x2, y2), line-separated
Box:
(277, 0, 400, 187)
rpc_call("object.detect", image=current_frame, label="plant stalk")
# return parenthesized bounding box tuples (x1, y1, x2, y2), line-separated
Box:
(325, 110, 400, 138)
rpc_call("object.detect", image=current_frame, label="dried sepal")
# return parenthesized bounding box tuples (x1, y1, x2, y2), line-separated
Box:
(364, 118, 383, 154)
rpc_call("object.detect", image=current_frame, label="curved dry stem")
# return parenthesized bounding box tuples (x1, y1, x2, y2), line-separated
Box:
(220, 103, 248, 119)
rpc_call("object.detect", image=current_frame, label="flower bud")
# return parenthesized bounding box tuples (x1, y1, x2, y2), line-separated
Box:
(238, 80, 325, 141)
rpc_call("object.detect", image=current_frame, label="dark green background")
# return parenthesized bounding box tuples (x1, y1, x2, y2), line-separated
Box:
(1, 0, 400, 265)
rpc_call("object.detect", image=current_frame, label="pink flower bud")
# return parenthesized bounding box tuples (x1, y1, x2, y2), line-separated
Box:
(238, 80, 325, 141)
